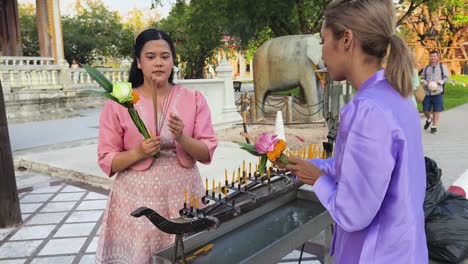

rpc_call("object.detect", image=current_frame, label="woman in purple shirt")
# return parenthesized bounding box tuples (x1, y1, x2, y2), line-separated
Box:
(285, 0, 428, 263)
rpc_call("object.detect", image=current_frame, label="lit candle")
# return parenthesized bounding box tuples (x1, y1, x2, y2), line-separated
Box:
(237, 169, 241, 186)
(195, 197, 199, 210)
(184, 189, 188, 205)
(225, 169, 228, 183)
(190, 195, 194, 208)
(232, 170, 235, 187)
(224, 185, 228, 197)
(243, 160, 245, 172)
(206, 178, 208, 191)
(249, 162, 252, 174)
(212, 179, 215, 192)
(267, 167, 271, 180)
(218, 182, 221, 194)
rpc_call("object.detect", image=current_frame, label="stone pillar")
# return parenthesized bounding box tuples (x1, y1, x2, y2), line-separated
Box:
(0, 0, 22, 56)
(173, 66, 179, 81)
(216, 56, 241, 127)
(36, 0, 66, 65)
(239, 52, 246, 78)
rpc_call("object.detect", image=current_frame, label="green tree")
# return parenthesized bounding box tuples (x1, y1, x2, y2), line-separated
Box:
(397, 0, 467, 71)
(62, 0, 133, 65)
(18, 3, 39, 56)
(158, 0, 226, 79)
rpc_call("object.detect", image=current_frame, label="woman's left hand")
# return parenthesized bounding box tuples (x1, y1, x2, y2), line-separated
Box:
(286, 156, 324, 185)
(168, 113, 184, 141)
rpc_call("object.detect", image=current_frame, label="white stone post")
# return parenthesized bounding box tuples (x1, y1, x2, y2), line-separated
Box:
(173, 66, 179, 81)
(239, 52, 246, 78)
(216, 56, 241, 125)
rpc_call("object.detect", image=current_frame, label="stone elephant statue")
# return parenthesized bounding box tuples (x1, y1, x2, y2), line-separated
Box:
(253, 34, 325, 122)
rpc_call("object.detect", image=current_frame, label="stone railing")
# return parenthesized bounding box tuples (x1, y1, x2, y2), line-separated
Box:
(0, 56, 242, 128)
(68, 68, 129, 90)
(0, 56, 56, 66)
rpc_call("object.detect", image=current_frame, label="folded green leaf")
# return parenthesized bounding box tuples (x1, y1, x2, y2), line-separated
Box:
(84, 65, 113, 93)
(240, 147, 261, 156)
(258, 155, 267, 176)
(81, 90, 123, 105)
(233, 141, 255, 150)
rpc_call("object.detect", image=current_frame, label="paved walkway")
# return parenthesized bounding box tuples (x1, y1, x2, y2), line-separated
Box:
(2, 103, 468, 264)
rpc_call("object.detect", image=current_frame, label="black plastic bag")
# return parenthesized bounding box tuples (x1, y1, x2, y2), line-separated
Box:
(424, 157, 468, 263)
(426, 214, 468, 263)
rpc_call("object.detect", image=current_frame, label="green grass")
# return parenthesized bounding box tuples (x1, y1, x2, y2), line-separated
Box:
(270, 87, 300, 97)
(264, 75, 468, 112)
(451, 75, 468, 85)
(417, 75, 468, 112)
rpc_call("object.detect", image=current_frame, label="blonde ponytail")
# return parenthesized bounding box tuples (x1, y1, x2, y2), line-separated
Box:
(385, 35, 415, 97)
(324, 0, 415, 97)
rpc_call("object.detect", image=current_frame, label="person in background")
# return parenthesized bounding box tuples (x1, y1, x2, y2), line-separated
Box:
(95, 28, 218, 264)
(279, 0, 428, 263)
(70, 58, 81, 83)
(420, 50, 449, 134)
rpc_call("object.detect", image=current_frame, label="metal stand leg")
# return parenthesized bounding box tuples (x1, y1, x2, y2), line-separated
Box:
(298, 243, 305, 264)
(172, 234, 187, 264)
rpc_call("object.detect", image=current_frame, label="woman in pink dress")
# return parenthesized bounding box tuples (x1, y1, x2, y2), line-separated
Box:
(96, 28, 218, 264)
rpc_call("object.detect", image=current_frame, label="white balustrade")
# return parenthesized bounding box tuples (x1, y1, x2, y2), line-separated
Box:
(1, 56, 242, 128)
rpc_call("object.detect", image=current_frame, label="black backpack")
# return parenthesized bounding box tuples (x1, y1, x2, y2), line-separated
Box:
(424, 64, 447, 92)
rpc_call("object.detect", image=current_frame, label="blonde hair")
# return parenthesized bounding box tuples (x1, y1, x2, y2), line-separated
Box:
(324, 0, 414, 97)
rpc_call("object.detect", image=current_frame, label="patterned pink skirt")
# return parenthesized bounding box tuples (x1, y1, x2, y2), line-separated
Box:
(96, 150, 205, 264)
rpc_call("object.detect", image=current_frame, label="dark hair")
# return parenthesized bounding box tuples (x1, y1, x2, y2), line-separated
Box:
(324, 0, 414, 97)
(128, 28, 176, 88)
(429, 50, 438, 55)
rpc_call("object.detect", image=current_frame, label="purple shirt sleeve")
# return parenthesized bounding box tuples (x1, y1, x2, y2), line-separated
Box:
(309, 157, 336, 180)
(312, 100, 395, 232)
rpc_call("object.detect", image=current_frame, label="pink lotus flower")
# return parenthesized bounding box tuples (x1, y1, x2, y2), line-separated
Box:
(254, 133, 278, 154)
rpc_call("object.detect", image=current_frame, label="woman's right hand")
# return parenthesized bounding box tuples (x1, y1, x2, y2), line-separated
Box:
(136, 136, 161, 158)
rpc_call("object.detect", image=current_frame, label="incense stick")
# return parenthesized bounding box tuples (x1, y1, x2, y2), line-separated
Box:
(152, 80, 158, 136)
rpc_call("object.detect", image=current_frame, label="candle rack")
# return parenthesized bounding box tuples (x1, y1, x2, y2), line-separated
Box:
(131, 167, 300, 264)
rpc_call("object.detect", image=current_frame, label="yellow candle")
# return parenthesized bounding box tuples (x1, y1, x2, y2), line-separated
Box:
(225, 169, 228, 182)
(243, 160, 245, 172)
(218, 182, 221, 194)
(224, 186, 228, 197)
(267, 167, 271, 180)
(249, 162, 252, 174)
(195, 197, 199, 209)
(237, 170, 241, 185)
(205, 178, 208, 191)
(244, 172, 247, 186)
(212, 179, 215, 192)
(190, 196, 194, 208)
(232, 170, 235, 184)
(184, 189, 188, 204)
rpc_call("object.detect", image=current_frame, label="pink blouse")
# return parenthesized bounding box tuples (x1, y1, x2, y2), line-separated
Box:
(97, 85, 218, 177)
